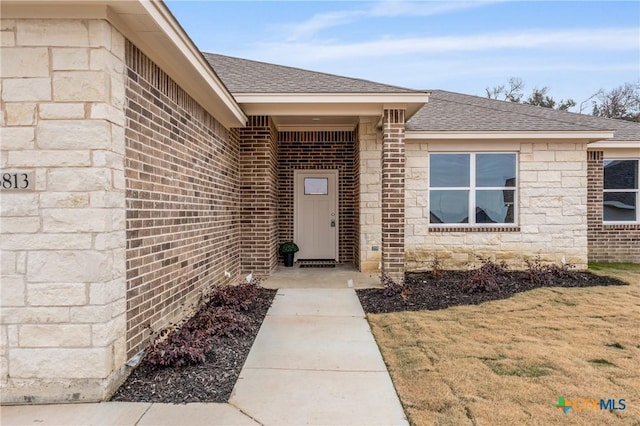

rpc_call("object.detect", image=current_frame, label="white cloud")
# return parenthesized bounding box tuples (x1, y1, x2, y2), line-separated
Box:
(281, 0, 503, 41)
(250, 28, 639, 63)
(284, 10, 365, 41)
(368, 0, 503, 17)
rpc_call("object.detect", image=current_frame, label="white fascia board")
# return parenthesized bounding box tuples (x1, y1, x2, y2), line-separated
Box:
(235, 93, 429, 118)
(234, 93, 429, 104)
(406, 130, 615, 141)
(129, 1, 247, 128)
(588, 140, 640, 149)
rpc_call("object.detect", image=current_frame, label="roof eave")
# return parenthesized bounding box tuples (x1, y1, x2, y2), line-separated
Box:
(588, 140, 640, 149)
(406, 130, 615, 141)
(234, 93, 430, 120)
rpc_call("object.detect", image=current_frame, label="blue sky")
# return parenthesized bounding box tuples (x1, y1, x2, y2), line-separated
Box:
(166, 1, 639, 112)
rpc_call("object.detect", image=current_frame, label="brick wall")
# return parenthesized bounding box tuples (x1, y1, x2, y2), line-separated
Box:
(124, 42, 241, 359)
(587, 151, 640, 262)
(353, 125, 361, 268)
(239, 116, 279, 274)
(0, 19, 127, 403)
(405, 142, 589, 269)
(278, 131, 357, 264)
(381, 109, 406, 281)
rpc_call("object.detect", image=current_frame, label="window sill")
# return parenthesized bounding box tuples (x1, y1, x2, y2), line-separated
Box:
(603, 223, 640, 230)
(428, 226, 520, 233)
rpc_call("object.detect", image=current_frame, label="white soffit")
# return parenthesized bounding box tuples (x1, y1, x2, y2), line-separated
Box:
(234, 93, 430, 119)
(2, 0, 247, 129)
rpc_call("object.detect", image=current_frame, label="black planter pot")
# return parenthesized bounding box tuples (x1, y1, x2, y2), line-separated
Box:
(282, 252, 295, 267)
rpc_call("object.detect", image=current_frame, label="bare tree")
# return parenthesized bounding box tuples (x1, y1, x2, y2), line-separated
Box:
(524, 87, 576, 111)
(485, 77, 524, 103)
(486, 78, 575, 111)
(590, 82, 640, 122)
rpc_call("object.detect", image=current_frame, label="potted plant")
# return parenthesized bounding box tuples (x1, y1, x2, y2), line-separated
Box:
(279, 242, 299, 267)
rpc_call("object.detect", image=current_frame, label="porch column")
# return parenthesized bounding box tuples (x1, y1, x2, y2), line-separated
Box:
(239, 116, 279, 275)
(381, 109, 406, 282)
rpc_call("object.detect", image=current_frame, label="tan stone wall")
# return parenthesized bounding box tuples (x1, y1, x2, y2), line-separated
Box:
(358, 118, 382, 272)
(1, 19, 127, 403)
(405, 141, 589, 270)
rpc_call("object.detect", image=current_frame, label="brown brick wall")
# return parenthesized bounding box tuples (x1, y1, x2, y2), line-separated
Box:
(239, 116, 279, 274)
(278, 131, 357, 264)
(124, 42, 241, 358)
(382, 109, 406, 281)
(587, 150, 640, 263)
(353, 125, 361, 268)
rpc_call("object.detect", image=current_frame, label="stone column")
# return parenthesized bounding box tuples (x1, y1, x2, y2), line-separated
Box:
(0, 18, 127, 403)
(381, 109, 406, 282)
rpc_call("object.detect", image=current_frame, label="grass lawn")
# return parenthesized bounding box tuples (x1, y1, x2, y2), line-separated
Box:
(369, 263, 640, 425)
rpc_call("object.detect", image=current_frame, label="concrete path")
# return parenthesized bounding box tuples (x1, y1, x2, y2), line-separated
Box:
(1, 288, 407, 426)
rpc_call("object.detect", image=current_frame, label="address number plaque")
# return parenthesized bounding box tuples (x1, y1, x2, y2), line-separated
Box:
(0, 171, 34, 191)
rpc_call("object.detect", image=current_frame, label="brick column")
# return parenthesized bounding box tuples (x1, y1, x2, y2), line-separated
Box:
(239, 116, 279, 274)
(381, 109, 406, 282)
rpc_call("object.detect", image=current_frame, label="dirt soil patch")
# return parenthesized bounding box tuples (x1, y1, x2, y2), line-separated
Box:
(111, 286, 276, 404)
(357, 269, 626, 314)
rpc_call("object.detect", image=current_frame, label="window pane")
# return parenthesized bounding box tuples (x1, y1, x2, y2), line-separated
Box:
(304, 177, 328, 195)
(476, 153, 516, 187)
(476, 190, 515, 224)
(604, 160, 638, 190)
(430, 154, 470, 187)
(430, 190, 469, 223)
(603, 192, 637, 221)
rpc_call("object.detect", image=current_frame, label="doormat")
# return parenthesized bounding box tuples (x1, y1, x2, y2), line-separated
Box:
(298, 260, 336, 268)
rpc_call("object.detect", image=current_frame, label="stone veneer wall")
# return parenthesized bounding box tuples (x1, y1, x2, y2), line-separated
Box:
(587, 151, 640, 263)
(124, 42, 241, 358)
(278, 131, 357, 264)
(405, 142, 589, 270)
(239, 116, 279, 274)
(358, 118, 382, 272)
(1, 19, 128, 403)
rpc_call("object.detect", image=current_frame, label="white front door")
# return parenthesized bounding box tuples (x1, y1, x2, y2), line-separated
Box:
(294, 170, 338, 260)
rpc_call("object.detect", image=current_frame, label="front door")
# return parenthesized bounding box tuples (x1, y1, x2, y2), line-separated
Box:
(294, 170, 338, 260)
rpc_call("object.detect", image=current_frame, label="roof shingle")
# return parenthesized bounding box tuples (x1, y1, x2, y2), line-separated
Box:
(204, 53, 418, 94)
(204, 53, 639, 142)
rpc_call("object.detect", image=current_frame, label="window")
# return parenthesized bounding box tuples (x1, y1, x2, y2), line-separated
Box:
(304, 177, 328, 195)
(603, 159, 639, 223)
(429, 153, 517, 225)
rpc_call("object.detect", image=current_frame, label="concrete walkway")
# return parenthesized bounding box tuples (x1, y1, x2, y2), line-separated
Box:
(2, 287, 407, 426)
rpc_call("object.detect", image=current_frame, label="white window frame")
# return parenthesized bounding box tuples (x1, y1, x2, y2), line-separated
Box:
(428, 152, 518, 227)
(603, 158, 639, 224)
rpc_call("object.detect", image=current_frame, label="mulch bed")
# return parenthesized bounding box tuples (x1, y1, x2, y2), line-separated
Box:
(110, 287, 276, 404)
(357, 270, 627, 314)
(111, 268, 625, 404)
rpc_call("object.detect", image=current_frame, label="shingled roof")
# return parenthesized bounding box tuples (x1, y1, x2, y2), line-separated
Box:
(408, 90, 640, 141)
(203, 53, 418, 94)
(204, 53, 639, 142)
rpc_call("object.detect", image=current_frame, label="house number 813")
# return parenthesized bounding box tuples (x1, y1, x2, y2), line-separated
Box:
(2, 173, 30, 190)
